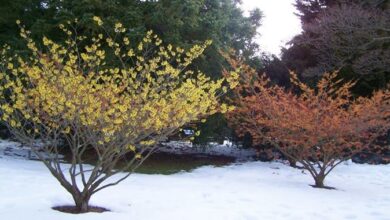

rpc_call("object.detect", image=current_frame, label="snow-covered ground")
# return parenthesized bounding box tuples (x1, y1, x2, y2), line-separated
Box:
(1, 143, 390, 220)
(159, 140, 257, 160)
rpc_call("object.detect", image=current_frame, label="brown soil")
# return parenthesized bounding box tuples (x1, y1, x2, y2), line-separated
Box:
(52, 205, 110, 214)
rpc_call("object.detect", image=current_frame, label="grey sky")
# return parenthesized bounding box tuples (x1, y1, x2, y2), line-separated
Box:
(241, 0, 302, 56)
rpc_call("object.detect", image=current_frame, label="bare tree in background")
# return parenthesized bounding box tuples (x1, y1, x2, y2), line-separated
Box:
(297, 3, 390, 77)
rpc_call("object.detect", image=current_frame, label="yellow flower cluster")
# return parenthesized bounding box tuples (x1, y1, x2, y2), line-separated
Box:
(0, 18, 238, 151)
(93, 16, 103, 26)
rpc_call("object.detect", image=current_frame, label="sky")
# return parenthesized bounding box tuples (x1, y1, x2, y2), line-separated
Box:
(240, 0, 302, 56)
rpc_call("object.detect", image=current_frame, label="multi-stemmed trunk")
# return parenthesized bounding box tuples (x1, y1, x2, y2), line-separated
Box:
(313, 173, 326, 188)
(73, 193, 91, 213)
(29, 137, 160, 213)
(301, 159, 343, 189)
(303, 162, 330, 189)
(274, 143, 343, 189)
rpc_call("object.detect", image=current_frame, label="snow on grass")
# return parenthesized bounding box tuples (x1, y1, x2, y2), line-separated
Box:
(0, 144, 390, 219)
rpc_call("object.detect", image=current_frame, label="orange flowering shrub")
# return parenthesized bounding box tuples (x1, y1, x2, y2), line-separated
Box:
(227, 60, 390, 188)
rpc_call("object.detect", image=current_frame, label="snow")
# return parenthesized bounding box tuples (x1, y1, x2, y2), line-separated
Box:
(160, 141, 257, 160)
(1, 141, 390, 220)
(0, 139, 63, 160)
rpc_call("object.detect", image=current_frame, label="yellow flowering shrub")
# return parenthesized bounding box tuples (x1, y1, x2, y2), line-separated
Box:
(0, 18, 238, 212)
(0, 19, 237, 149)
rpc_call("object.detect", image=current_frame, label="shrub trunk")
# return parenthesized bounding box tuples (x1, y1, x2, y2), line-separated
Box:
(313, 174, 326, 188)
(73, 194, 91, 213)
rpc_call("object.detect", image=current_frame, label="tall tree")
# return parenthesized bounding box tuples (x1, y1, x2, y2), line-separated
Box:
(0, 0, 262, 76)
(295, 0, 389, 25)
(284, 1, 389, 96)
(295, 0, 337, 24)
